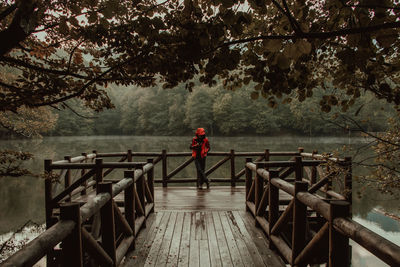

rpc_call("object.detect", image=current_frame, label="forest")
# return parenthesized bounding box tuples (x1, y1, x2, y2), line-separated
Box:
(43, 82, 396, 137)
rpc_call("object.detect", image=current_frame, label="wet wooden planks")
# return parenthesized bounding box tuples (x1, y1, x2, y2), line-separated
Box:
(74, 186, 291, 211)
(122, 210, 285, 267)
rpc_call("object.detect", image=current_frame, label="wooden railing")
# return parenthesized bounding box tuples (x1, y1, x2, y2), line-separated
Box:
(245, 152, 400, 267)
(2, 156, 155, 267)
(95, 149, 292, 187)
(5, 148, 398, 267)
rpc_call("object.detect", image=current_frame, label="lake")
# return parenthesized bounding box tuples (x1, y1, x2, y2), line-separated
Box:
(1, 135, 399, 265)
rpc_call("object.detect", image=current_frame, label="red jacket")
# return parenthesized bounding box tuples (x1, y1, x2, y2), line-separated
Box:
(191, 136, 210, 158)
(190, 128, 210, 158)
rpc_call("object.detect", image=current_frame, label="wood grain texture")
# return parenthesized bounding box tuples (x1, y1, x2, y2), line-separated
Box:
(113, 187, 287, 267)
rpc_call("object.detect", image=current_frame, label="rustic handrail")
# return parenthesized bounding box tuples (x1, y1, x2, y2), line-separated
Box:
(53, 153, 96, 164)
(1, 221, 76, 267)
(334, 217, 400, 266)
(245, 158, 400, 267)
(50, 162, 147, 169)
(52, 169, 96, 204)
(88, 150, 308, 187)
(3, 160, 155, 267)
(301, 152, 346, 164)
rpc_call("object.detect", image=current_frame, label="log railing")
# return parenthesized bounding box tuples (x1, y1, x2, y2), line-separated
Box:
(1, 148, 362, 266)
(245, 156, 400, 267)
(96, 149, 299, 187)
(2, 158, 155, 267)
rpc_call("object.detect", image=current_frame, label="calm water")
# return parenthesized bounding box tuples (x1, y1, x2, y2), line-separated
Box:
(0, 135, 399, 265)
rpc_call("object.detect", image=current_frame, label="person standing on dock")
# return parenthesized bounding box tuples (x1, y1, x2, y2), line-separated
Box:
(190, 128, 210, 189)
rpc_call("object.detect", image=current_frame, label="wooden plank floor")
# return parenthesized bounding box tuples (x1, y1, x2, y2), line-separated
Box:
(75, 185, 291, 211)
(122, 210, 285, 267)
(73, 186, 289, 266)
(138, 186, 290, 211)
(118, 186, 287, 267)
(152, 186, 249, 211)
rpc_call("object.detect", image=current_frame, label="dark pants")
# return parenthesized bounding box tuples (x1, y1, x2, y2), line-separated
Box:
(194, 156, 208, 186)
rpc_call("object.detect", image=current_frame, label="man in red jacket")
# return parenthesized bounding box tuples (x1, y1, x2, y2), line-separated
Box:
(190, 128, 210, 189)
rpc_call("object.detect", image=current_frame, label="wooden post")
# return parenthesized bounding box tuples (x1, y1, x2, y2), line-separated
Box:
(292, 181, 308, 266)
(344, 156, 352, 205)
(98, 182, 116, 264)
(92, 150, 97, 189)
(245, 158, 252, 212)
(162, 149, 167, 187)
(44, 159, 53, 228)
(95, 158, 103, 193)
(60, 203, 83, 267)
(124, 171, 135, 251)
(325, 163, 332, 199)
(268, 171, 279, 247)
(254, 163, 263, 227)
(230, 149, 236, 187)
(127, 150, 132, 169)
(264, 149, 270, 161)
(264, 149, 270, 189)
(64, 156, 71, 202)
(81, 153, 87, 196)
(311, 150, 318, 185)
(295, 156, 303, 182)
(147, 158, 154, 206)
(137, 166, 146, 227)
(329, 200, 350, 267)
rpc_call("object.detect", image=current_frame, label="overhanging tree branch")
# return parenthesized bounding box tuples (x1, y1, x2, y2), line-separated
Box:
(339, 0, 400, 11)
(61, 102, 98, 119)
(342, 115, 400, 147)
(271, 0, 302, 34)
(31, 56, 142, 107)
(322, 114, 400, 148)
(0, 3, 17, 21)
(219, 20, 400, 48)
(0, 80, 20, 92)
(0, 56, 88, 79)
(0, 0, 38, 56)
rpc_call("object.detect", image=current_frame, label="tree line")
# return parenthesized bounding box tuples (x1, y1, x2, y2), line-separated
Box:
(47, 83, 396, 137)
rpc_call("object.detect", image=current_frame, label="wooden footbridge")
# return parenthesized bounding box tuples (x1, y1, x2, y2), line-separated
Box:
(2, 149, 400, 267)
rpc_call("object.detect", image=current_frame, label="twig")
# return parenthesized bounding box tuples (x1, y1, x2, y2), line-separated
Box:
(0, 220, 39, 254)
(342, 115, 400, 147)
(339, 0, 400, 11)
(215, 20, 400, 50)
(62, 102, 98, 119)
(0, 3, 17, 21)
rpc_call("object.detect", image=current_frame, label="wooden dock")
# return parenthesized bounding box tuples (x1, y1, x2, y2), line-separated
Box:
(3, 149, 400, 267)
(122, 187, 285, 267)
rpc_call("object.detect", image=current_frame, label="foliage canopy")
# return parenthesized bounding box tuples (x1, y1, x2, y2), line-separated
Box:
(1, 0, 400, 113)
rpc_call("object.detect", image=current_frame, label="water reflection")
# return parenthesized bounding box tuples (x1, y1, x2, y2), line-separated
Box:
(352, 215, 400, 267)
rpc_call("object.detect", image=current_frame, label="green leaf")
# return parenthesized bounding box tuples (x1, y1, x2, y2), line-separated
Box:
(283, 43, 300, 60)
(376, 29, 398, 48)
(68, 17, 79, 27)
(58, 18, 69, 34)
(296, 39, 312, 55)
(265, 39, 282, 52)
(221, 0, 235, 8)
(277, 54, 290, 70)
(243, 76, 251, 85)
(88, 12, 98, 23)
(251, 91, 259, 100)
